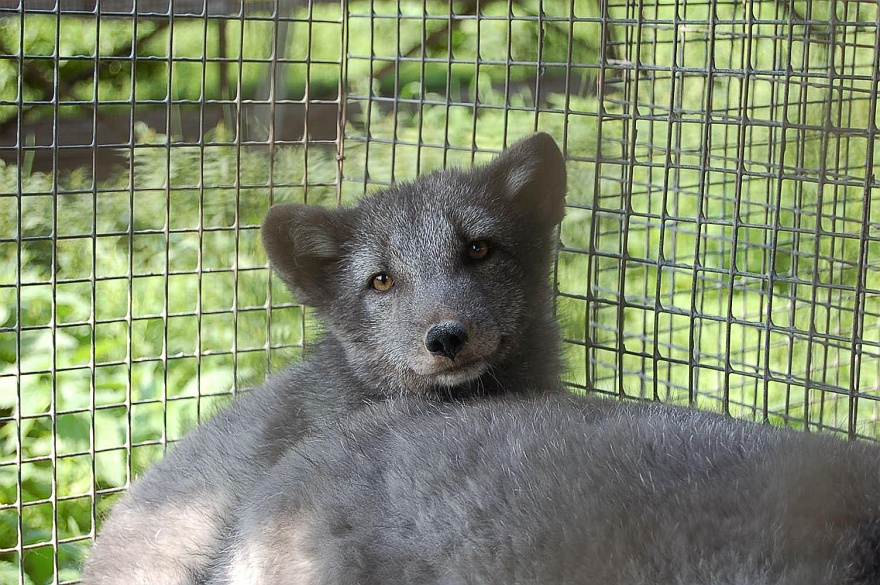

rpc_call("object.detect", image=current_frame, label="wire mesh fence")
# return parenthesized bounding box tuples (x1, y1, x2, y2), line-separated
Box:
(0, 0, 878, 583)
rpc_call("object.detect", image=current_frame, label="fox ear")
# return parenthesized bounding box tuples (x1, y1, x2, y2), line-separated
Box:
(486, 132, 567, 229)
(261, 204, 351, 307)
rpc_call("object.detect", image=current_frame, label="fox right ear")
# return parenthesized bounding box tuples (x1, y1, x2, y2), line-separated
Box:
(486, 132, 567, 230)
(261, 204, 351, 307)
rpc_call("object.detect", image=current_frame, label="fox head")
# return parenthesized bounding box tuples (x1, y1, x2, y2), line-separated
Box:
(261, 132, 567, 397)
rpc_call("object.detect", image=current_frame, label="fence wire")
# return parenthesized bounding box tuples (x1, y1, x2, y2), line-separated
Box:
(0, 0, 878, 583)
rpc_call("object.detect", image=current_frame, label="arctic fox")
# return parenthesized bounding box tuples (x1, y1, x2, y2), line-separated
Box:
(82, 133, 568, 585)
(209, 395, 880, 585)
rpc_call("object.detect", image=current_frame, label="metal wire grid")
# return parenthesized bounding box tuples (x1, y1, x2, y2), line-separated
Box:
(569, 0, 880, 438)
(1, 2, 344, 583)
(0, 1, 279, 16)
(1, 0, 879, 584)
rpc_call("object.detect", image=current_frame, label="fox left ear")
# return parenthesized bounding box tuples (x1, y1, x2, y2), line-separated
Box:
(486, 132, 567, 229)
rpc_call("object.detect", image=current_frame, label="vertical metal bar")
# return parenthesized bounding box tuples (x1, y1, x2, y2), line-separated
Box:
(389, 0, 401, 180)
(686, 0, 719, 406)
(584, 0, 614, 394)
(615, 0, 643, 400)
(665, 0, 686, 402)
(414, 0, 427, 174)
(125, 0, 139, 498)
(50, 3, 61, 578)
(780, 0, 815, 426)
(532, 0, 545, 132)
(637, 0, 657, 400)
(846, 9, 880, 439)
(262, 1, 290, 143)
(762, 0, 798, 425)
(441, 0, 453, 168)
(14, 5, 25, 584)
(296, 1, 309, 351)
(501, 1, 513, 148)
(561, 0, 575, 151)
(469, 0, 482, 164)
(266, 1, 279, 374)
(818, 4, 850, 430)
(232, 0, 246, 386)
(364, 2, 375, 185)
(196, 0, 210, 423)
(162, 2, 174, 450)
(337, 0, 348, 207)
(652, 0, 684, 403)
(797, 0, 837, 431)
(218, 16, 228, 102)
(553, 0, 575, 349)
(301, 0, 314, 153)
(88, 0, 102, 555)
(721, 0, 756, 415)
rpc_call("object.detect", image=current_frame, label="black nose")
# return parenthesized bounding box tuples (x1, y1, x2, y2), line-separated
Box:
(424, 321, 469, 360)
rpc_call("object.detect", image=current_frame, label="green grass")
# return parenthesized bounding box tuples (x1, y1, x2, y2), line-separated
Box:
(2, 0, 880, 583)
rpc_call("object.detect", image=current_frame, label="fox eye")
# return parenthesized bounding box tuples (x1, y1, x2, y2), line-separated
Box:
(371, 273, 394, 292)
(466, 240, 491, 261)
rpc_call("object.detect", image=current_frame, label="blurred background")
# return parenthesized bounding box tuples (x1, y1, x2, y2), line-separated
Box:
(1, 0, 879, 582)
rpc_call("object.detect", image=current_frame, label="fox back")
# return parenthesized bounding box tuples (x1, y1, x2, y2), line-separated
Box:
(210, 396, 880, 585)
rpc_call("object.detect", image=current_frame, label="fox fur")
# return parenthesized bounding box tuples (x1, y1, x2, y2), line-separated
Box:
(209, 395, 880, 585)
(82, 132, 568, 585)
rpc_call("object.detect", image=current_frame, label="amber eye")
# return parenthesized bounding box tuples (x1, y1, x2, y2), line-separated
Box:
(371, 273, 394, 292)
(467, 240, 491, 261)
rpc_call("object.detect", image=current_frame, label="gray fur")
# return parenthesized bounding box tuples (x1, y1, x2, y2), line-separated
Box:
(209, 395, 880, 585)
(82, 133, 568, 585)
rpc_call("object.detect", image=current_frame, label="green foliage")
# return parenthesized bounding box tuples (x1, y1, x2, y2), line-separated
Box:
(0, 122, 315, 584)
(1, 0, 594, 126)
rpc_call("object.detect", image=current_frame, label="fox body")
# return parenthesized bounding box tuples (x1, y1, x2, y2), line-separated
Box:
(82, 133, 568, 585)
(209, 395, 880, 585)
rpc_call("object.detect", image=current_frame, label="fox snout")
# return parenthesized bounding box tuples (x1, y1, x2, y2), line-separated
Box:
(424, 321, 469, 361)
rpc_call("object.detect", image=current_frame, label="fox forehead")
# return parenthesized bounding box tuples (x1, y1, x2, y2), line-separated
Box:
(351, 187, 511, 249)
(337, 168, 528, 284)
(343, 208, 481, 278)
(355, 168, 513, 225)
(386, 204, 507, 244)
